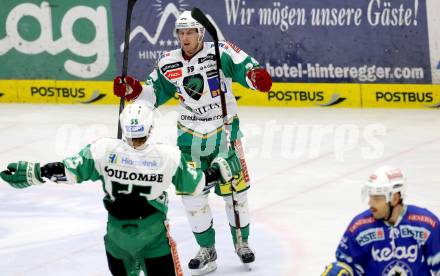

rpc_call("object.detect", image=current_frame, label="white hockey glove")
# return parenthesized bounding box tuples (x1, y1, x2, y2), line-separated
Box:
(211, 150, 242, 184)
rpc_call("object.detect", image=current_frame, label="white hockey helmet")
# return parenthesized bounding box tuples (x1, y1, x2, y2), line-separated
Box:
(362, 165, 406, 203)
(174, 10, 205, 40)
(119, 102, 154, 147)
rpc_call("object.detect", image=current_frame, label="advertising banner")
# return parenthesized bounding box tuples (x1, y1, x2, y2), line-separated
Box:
(0, 0, 116, 80)
(0, 80, 18, 102)
(233, 83, 361, 107)
(361, 83, 440, 108)
(111, 0, 431, 84)
(0, 79, 113, 104)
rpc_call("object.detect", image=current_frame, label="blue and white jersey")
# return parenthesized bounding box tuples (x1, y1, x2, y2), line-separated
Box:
(335, 205, 440, 275)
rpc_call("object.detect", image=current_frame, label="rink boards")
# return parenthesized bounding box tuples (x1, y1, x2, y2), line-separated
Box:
(1, 80, 440, 109)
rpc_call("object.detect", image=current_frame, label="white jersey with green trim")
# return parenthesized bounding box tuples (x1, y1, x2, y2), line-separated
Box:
(62, 138, 204, 213)
(137, 41, 260, 139)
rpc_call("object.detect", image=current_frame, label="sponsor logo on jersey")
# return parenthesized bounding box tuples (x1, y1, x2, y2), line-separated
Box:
(180, 114, 223, 122)
(108, 153, 117, 164)
(206, 70, 221, 98)
(108, 154, 160, 169)
(226, 41, 241, 53)
(199, 63, 216, 71)
(408, 214, 437, 228)
(400, 225, 430, 245)
(198, 54, 216, 64)
(375, 91, 433, 103)
(356, 227, 385, 246)
(191, 103, 221, 116)
(338, 236, 349, 250)
(104, 166, 163, 182)
(187, 161, 197, 169)
(161, 62, 183, 74)
(165, 69, 182, 80)
(349, 216, 375, 233)
(382, 260, 413, 276)
(371, 244, 418, 263)
(121, 156, 160, 169)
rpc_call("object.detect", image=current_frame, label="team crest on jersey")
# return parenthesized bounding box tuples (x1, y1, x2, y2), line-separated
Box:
(382, 260, 413, 276)
(183, 74, 204, 101)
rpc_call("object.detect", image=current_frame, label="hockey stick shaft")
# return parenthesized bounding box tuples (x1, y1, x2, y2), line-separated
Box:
(164, 220, 184, 276)
(191, 8, 244, 248)
(117, 0, 137, 139)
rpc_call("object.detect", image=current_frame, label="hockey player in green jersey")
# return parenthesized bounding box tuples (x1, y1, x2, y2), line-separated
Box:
(113, 10, 272, 275)
(0, 102, 242, 276)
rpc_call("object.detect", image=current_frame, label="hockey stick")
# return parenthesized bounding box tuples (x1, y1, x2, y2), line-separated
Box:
(191, 7, 246, 261)
(164, 220, 184, 276)
(117, 0, 137, 139)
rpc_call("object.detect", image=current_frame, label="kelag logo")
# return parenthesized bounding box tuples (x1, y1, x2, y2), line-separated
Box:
(0, 1, 113, 80)
(112, 0, 224, 77)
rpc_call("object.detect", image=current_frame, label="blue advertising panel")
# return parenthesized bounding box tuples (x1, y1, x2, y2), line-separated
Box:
(111, 0, 431, 84)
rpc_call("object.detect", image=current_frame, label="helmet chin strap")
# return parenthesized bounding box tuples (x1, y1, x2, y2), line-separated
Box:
(384, 202, 394, 222)
(384, 198, 403, 223)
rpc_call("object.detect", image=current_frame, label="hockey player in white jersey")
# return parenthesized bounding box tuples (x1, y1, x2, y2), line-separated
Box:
(113, 10, 272, 275)
(0, 102, 242, 276)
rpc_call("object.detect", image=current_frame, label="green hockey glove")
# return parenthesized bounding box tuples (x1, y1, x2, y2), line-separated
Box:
(0, 161, 44, 189)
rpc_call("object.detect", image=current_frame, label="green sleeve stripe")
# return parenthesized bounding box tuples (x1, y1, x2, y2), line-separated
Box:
(148, 68, 177, 106)
(221, 53, 255, 88)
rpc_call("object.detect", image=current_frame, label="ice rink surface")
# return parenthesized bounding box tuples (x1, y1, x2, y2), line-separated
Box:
(0, 104, 439, 276)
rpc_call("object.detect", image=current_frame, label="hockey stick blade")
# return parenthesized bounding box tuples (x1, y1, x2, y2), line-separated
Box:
(191, 8, 218, 43)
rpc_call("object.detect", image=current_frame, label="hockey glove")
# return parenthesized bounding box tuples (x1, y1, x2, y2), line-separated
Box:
(211, 150, 242, 184)
(321, 261, 354, 276)
(246, 68, 272, 92)
(113, 76, 143, 101)
(0, 161, 44, 189)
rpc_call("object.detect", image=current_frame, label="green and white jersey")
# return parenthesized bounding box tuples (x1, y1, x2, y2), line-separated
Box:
(62, 138, 205, 215)
(136, 41, 260, 146)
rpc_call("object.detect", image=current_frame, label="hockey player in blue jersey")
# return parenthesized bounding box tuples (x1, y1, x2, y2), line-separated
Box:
(322, 165, 440, 276)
